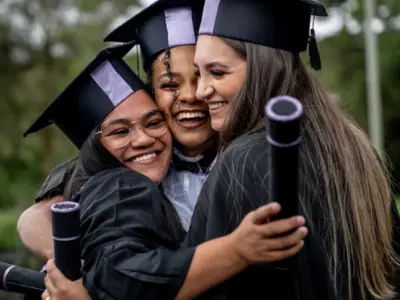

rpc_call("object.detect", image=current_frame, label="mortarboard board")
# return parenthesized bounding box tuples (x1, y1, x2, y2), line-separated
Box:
(104, 0, 205, 72)
(23, 42, 145, 148)
(199, 0, 328, 70)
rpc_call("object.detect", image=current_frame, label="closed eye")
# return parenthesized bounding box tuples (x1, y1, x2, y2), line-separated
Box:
(210, 70, 226, 78)
(160, 82, 179, 90)
(146, 119, 165, 128)
(110, 128, 129, 135)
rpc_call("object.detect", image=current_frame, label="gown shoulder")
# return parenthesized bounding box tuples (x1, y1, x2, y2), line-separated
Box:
(77, 167, 195, 300)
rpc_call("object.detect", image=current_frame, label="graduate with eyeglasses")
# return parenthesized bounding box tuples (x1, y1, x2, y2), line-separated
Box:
(17, 0, 217, 262)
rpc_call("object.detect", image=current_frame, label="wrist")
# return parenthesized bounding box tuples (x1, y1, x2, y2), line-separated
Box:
(225, 234, 249, 270)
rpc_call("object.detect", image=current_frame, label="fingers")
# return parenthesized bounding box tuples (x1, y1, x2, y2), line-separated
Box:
(41, 289, 49, 300)
(251, 202, 281, 224)
(260, 215, 306, 237)
(267, 240, 305, 261)
(44, 275, 57, 296)
(46, 259, 55, 270)
(265, 227, 308, 250)
(46, 258, 68, 286)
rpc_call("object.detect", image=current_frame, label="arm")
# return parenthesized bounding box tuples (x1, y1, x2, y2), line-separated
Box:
(43, 201, 304, 300)
(40, 167, 305, 300)
(79, 169, 305, 300)
(17, 196, 63, 260)
(41, 237, 243, 300)
(182, 132, 309, 299)
(17, 158, 76, 260)
(178, 187, 306, 298)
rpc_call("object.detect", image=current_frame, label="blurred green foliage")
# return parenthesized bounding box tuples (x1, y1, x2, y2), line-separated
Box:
(0, 210, 19, 251)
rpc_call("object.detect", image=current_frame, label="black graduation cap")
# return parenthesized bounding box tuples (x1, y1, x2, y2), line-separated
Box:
(199, 0, 328, 70)
(23, 42, 145, 148)
(104, 0, 205, 72)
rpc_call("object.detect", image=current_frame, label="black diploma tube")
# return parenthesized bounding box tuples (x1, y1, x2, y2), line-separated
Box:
(51, 201, 81, 280)
(0, 262, 45, 297)
(265, 96, 303, 220)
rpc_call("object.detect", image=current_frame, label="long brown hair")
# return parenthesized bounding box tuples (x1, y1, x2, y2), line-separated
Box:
(220, 37, 399, 299)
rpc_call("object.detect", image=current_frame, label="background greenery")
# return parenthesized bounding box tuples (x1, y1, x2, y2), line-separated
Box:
(0, 0, 399, 298)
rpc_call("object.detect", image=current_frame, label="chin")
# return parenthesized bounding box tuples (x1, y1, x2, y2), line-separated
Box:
(147, 160, 170, 183)
(176, 134, 213, 149)
(125, 164, 168, 184)
(211, 119, 224, 132)
(142, 171, 165, 184)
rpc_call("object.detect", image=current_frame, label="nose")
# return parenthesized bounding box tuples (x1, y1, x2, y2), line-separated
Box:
(177, 82, 198, 104)
(196, 76, 213, 101)
(129, 128, 155, 149)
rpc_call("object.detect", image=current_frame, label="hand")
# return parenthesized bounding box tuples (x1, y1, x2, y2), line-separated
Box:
(230, 202, 307, 264)
(41, 259, 91, 300)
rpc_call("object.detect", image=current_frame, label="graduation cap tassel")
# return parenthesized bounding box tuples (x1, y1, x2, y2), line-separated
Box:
(136, 46, 141, 79)
(135, 28, 141, 79)
(309, 14, 322, 71)
(309, 28, 321, 70)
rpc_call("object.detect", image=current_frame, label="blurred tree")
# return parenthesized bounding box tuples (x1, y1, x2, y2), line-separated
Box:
(317, 0, 400, 190)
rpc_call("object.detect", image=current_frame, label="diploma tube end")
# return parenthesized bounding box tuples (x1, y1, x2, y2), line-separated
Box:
(51, 201, 80, 213)
(265, 96, 303, 122)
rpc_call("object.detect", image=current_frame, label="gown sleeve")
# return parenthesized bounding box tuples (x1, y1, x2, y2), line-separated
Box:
(187, 132, 398, 300)
(184, 132, 336, 300)
(78, 168, 195, 300)
(34, 158, 77, 203)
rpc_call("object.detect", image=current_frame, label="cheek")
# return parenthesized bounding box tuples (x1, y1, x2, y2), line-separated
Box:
(160, 132, 173, 154)
(155, 92, 174, 115)
(214, 79, 240, 100)
(101, 140, 122, 162)
(226, 71, 246, 99)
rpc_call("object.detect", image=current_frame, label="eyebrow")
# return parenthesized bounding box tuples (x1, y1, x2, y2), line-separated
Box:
(105, 110, 162, 125)
(156, 71, 181, 81)
(194, 61, 229, 69)
(104, 118, 130, 126)
(141, 109, 163, 120)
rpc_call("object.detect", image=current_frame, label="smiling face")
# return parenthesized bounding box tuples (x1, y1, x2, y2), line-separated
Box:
(99, 89, 172, 183)
(194, 36, 247, 131)
(151, 45, 216, 156)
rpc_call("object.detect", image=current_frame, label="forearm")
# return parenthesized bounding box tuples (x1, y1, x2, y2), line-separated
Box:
(175, 234, 247, 300)
(17, 196, 63, 260)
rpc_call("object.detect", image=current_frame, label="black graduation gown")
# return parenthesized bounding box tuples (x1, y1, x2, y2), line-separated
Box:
(76, 167, 195, 300)
(184, 130, 400, 300)
(34, 158, 77, 202)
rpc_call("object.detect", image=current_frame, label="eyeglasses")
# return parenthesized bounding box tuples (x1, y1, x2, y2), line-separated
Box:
(97, 109, 168, 150)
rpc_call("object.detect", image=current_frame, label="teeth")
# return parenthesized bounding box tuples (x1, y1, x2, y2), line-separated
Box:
(176, 112, 206, 121)
(133, 152, 156, 162)
(209, 102, 225, 110)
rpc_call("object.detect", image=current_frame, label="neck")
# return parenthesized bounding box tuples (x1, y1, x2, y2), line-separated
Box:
(180, 137, 218, 157)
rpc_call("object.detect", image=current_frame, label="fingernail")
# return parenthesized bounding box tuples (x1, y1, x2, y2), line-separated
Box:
(296, 216, 305, 225)
(271, 202, 280, 211)
(299, 226, 308, 236)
